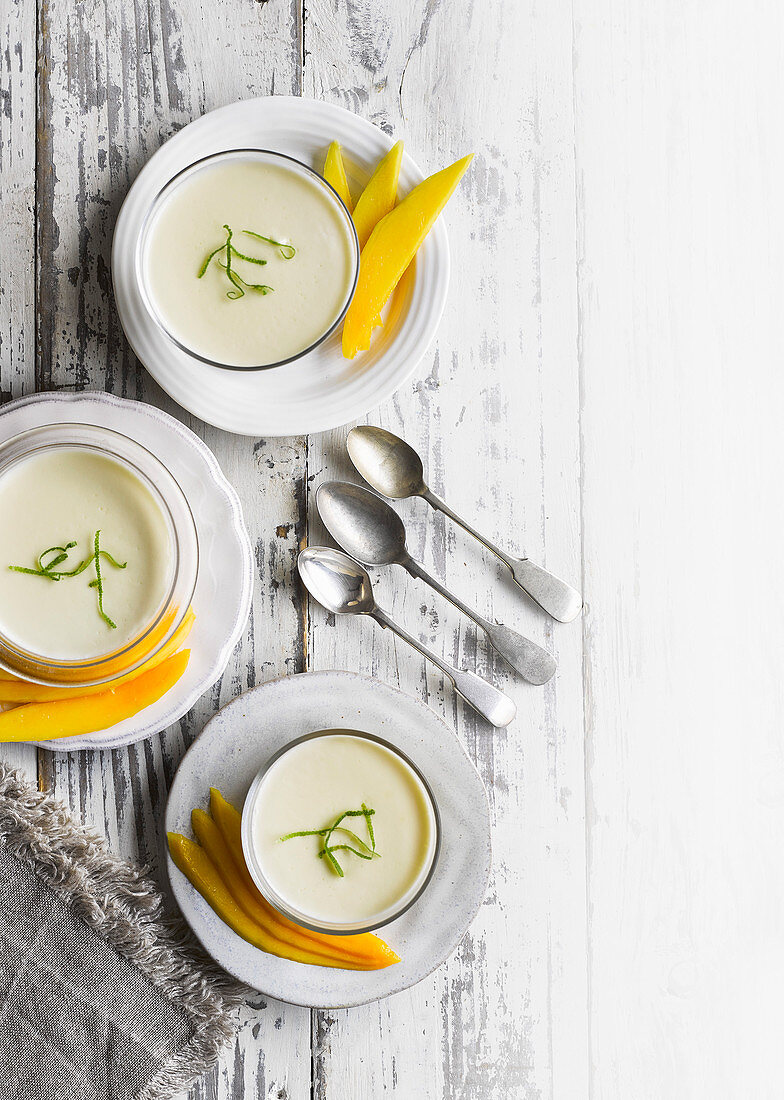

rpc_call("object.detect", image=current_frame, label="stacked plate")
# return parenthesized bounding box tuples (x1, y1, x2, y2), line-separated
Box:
(0, 392, 253, 751)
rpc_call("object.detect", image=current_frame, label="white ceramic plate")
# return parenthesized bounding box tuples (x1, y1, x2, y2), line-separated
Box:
(165, 671, 491, 1008)
(0, 393, 253, 751)
(112, 96, 451, 437)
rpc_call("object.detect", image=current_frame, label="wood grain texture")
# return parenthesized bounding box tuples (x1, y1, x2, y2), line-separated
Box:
(573, 1, 784, 1096)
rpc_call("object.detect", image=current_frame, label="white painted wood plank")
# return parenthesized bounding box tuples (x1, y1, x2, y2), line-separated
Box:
(305, 1, 587, 1096)
(0, 0, 38, 780)
(574, 2, 784, 1096)
(34, 1, 311, 1097)
(0, 0, 35, 401)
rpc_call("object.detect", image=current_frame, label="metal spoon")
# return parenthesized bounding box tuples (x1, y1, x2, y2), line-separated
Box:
(298, 546, 517, 728)
(346, 425, 583, 623)
(317, 481, 556, 686)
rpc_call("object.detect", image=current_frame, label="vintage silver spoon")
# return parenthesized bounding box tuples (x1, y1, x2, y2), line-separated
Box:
(317, 481, 556, 686)
(298, 546, 517, 728)
(346, 425, 583, 623)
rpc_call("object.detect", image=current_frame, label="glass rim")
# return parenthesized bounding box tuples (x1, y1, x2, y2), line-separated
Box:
(136, 147, 361, 373)
(0, 422, 198, 684)
(241, 728, 442, 936)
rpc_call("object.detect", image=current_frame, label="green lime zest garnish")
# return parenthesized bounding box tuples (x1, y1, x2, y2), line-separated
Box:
(229, 247, 268, 266)
(9, 531, 127, 629)
(9, 542, 77, 579)
(197, 224, 295, 299)
(90, 529, 122, 629)
(222, 225, 244, 299)
(241, 229, 296, 259)
(217, 261, 273, 295)
(196, 242, 228, 279)
(362, 802, 375, 850)
(280, 805, 379, 878)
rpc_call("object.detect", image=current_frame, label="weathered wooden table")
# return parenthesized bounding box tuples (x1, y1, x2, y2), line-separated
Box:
(2, 1, 781, 1096)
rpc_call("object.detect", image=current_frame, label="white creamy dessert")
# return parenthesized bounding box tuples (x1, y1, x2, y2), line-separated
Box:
(0, 448, 173, 661)
(143, 154, 357, 367)
(249, 733, 437, 926)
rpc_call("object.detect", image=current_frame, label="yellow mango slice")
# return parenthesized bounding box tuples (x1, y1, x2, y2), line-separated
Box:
(353, 140, 404, 249)
(168, 831, 376, 970)
(208, 788, 400, 969)
(342, 153, 473, 358)
(323, 141, 353, 213)
(0, 607, 195, 703)
(191, 807, 385, 968)
(0, 649, 190, 743)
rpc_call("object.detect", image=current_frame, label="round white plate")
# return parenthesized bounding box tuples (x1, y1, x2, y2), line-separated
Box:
(0, 393, 253, 751)
(165, 671, 491, 1008)
(112, 96, 450, 437)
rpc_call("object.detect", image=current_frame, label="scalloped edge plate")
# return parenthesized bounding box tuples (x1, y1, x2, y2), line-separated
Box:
(0, 392, 253, 751)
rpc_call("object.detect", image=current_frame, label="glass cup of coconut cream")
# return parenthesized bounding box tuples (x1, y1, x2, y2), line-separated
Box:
(241, 729, 441, 936)
(0, 423, 198, 687)
(136, 148, 360, 371)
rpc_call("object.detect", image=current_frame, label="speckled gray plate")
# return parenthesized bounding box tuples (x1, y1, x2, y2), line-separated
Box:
(165, 671, 491, 1008)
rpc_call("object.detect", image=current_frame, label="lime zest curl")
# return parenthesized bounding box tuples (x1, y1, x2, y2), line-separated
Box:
(241, 229, 296, 260)
(280, 805, 379, 878)
(197, 224, 295, 299)
(8, 531, 127, 629)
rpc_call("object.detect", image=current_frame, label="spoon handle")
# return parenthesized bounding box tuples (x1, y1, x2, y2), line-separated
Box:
(371, 607, 516, 728)
(404, 557, 556, 685)
(422, 488, 583, 623)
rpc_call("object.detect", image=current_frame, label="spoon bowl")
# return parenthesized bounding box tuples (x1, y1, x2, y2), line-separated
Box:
(297, 546, 376, 616)
(316, 481, 407, 567)
(347, 426, 427, 500)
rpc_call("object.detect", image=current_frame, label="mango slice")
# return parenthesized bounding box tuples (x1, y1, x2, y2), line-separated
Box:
(0, 649, 190, 743)
(168, 832, 332, 965)
(323, 141, 353, 213)
(168, 831, 380, 970)
(191, 807, 384, 968)
(0, 607, 195, 703)
(208, 787, 399, 968)
(353, 140, 404, 249)
(342, 153, 473, 358)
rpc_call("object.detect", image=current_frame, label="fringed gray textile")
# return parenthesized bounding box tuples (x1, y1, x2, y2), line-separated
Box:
(0, 762, 243, 1100)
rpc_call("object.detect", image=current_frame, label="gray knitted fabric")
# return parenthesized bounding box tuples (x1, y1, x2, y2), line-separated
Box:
(0, 762, 243, 1100)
